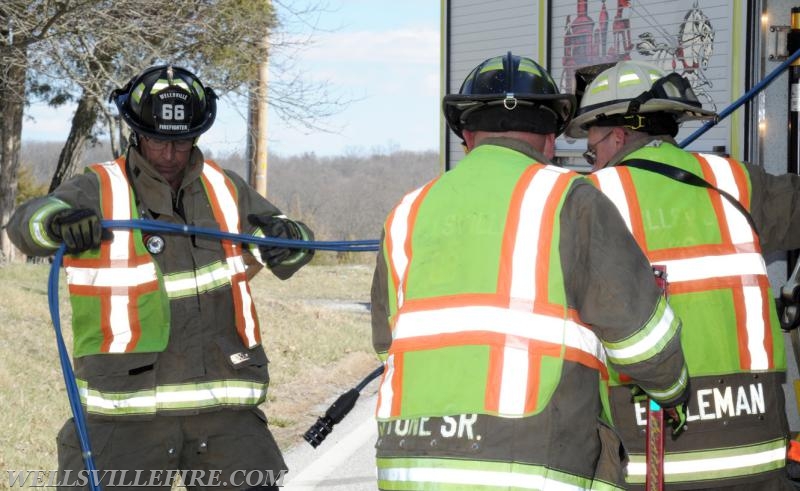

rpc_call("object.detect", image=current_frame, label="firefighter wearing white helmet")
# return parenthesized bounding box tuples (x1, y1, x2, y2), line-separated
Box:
(371, 52, 689, 490)
(568, 59, 800, 490)
(7, 64, 315, 489)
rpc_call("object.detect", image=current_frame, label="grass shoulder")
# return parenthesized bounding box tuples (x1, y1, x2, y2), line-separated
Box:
(0, 262, 377, 473)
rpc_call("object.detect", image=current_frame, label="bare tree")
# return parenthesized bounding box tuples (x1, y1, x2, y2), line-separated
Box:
(0, 1, 83, 260)
(0, 0, 350, 261)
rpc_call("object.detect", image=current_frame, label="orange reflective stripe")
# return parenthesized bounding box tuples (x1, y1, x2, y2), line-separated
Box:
(695, 154, 736, 247)
(788, 439, 800, 462)
(667, 275, 765, 295)
(533, 170, 572, 307)
(383, 206, 401, 299)
(383, 182, 436, 315)
(402, 181, 436, 309)
(500, 166, 574, 312)
(68, 281, 160, 298)
(731, 284, 752, 368)
(402, 293, 506, 311)
(590, 168, 646, 244)
(400, 294, 578, 320)
(484, 343, 504, 413)
(201, 161, 260, 348)
(525, 351, 542, 413)
(497, 166, 537, 299)
(759, 275, 776, 369)
(99, 291, 113, 351)
(617, 166, 647, 245)
(727, 156, 752, 209)
(391, 352, 404, 417)
(648, 242, 760, 263)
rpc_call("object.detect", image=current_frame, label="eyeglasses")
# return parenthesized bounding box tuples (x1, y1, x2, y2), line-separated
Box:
(143, 137, 194, 152)
(582, 129, 614, 166)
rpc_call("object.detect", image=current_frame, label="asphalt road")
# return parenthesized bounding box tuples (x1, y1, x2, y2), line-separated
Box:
(281, 377, 380, 490)
(279, 332, 800, 490)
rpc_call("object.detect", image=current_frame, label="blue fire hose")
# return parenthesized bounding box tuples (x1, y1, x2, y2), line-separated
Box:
(680, 47, 800, 148)
(48, 244, 101, 491)
(47, 219, 379, 489)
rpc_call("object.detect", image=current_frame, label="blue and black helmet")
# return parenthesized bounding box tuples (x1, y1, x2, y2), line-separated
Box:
(443, 52, 575, 139)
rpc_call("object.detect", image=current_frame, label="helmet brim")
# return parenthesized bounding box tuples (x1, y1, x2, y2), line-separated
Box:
(444, 93, 576, 138)
(565, 99, 717, 138)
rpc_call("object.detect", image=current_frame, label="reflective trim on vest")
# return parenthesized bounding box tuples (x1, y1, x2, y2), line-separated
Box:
(64, 159, 162, 354)
(162, 260, 233, 298)
(391, 306, 605, 363)
(376, 457, 622, 491)
(655, 252, 767, 283)
(378, 165, 599, 419)
(701, 153, 753, 245)
(509, 165, 572, 306)
(200, 162, 260, 348)
(76, 378, 267, 416)
(30, 198, 71, 249)
(67, 263, 159, 287)
(603, 295, 679, 366)
(593, 155, 772, 371)
(625, 438, 786, 484)
(386, 184, 431, 310)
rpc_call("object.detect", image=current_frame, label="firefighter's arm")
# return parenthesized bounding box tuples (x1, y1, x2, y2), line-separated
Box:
(562, 180, 689, 407)
(7, 174, 102, 256)
(228, 170, 315, 280)
(247, 213, 314, 280)
(371, 233, 392, 362)
(746, 161, 800, 252)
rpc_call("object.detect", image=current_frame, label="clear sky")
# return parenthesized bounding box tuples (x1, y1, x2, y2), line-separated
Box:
(21, 1, 441, 158)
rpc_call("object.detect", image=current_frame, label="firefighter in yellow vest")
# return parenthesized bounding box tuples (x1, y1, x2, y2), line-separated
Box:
(8, 65, 314, 490)
(566, 60, 800, 490)
(370, 52, 690, 491)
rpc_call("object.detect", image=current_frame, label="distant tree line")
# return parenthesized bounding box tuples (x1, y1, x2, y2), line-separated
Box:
(19, 142, 441, 244)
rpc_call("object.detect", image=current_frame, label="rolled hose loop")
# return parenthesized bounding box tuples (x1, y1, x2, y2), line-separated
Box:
(47, 219, 380, 488)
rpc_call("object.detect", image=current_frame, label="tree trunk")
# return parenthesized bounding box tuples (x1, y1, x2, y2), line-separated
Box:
(49, 92, 99, 192)
(0, 46, 27, 262)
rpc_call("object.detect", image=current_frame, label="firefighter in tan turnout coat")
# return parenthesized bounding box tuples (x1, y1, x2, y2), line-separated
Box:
(567, 59, 800, 490)
(9, 65, 314, 490)
(370, 52, 690, 491)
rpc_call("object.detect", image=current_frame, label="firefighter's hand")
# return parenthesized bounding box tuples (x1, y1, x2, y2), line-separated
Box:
(629, 385, 647, 404)
(631, 385, 688, 439)
(663, 403, 688, 439)
(248, 214, 314, 268)
(48, 208, 102, 254)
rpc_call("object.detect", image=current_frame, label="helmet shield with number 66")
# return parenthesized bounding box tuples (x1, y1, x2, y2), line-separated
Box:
(111, 65, 217, 141)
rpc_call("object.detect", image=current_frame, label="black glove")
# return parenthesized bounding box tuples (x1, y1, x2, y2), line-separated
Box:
(48, 208, 103, 254)
(248, 214, 314, 268)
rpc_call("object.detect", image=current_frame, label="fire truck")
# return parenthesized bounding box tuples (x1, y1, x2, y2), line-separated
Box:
(441, 0, 800, 431)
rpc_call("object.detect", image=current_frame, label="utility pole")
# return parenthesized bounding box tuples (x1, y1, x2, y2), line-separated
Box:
(249, 34, 269, 197)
